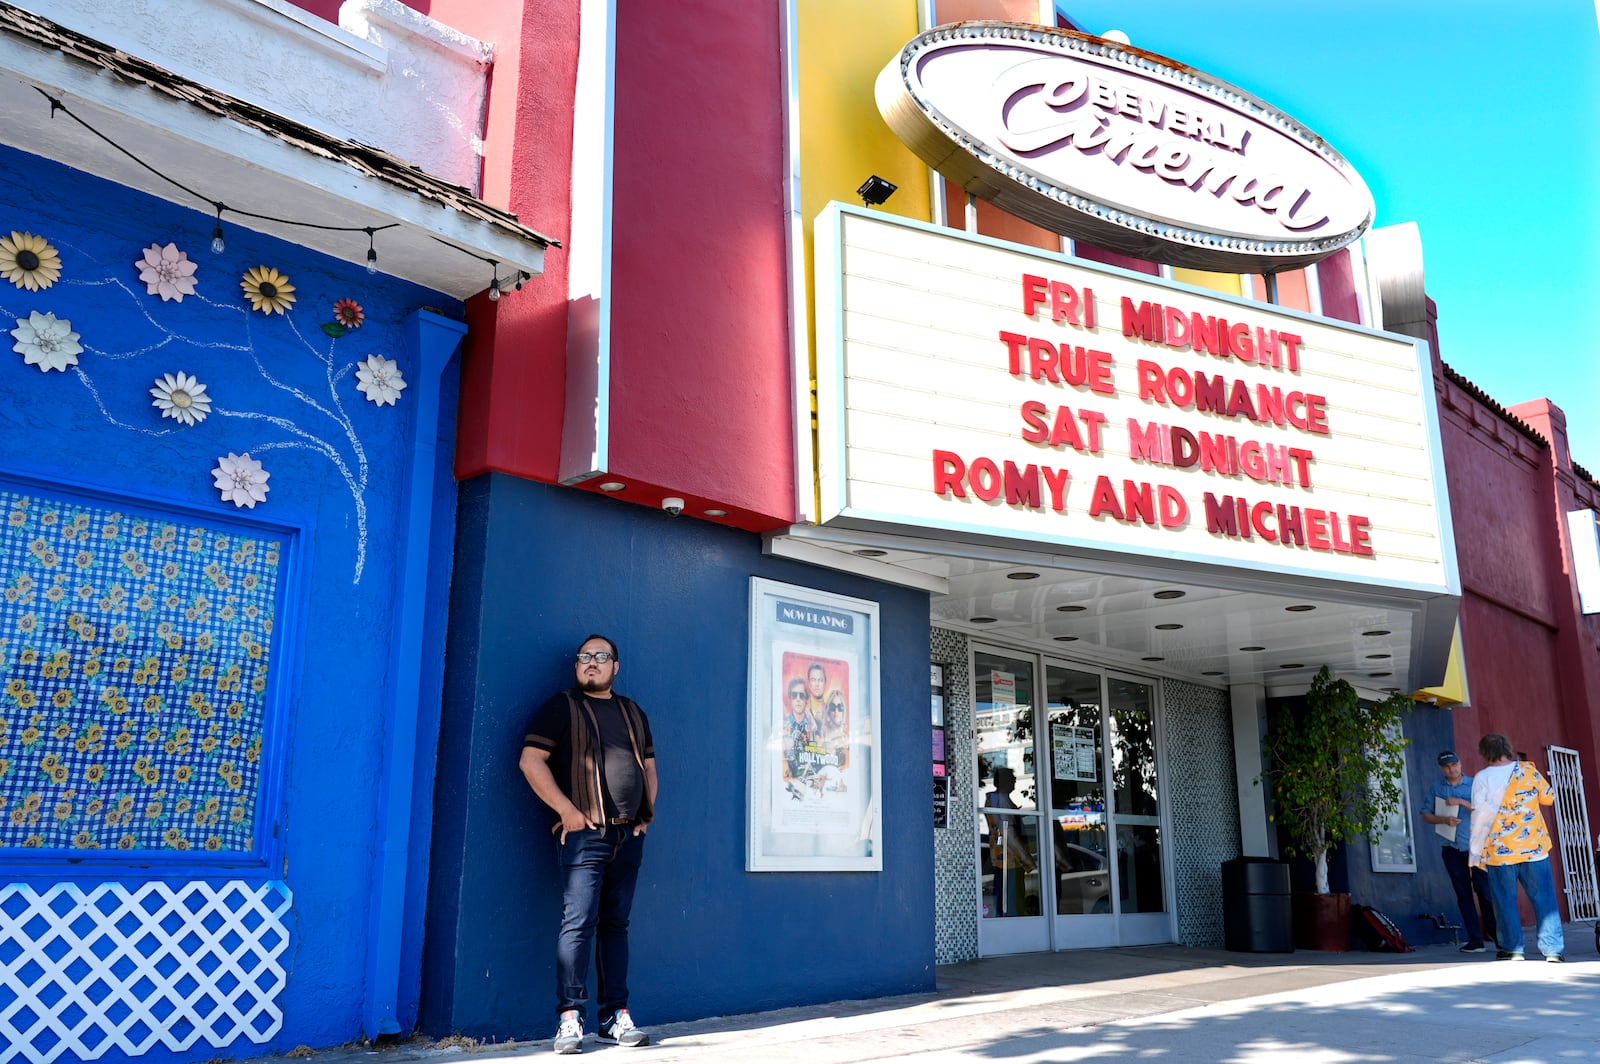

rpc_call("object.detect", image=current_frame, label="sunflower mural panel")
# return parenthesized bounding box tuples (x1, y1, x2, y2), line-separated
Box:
(0, 487, 280, 855)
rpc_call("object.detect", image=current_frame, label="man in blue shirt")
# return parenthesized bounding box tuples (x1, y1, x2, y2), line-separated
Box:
(1421, 750, 1496, 952)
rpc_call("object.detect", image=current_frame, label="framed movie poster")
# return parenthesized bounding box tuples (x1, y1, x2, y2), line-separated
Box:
(746, 578, 882, 871)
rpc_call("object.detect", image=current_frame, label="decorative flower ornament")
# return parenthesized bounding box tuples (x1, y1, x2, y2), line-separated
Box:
(136, 243, 198, 302)
(355, 354, 406, 406)
(333, 298, 364, 329)
(150, 372, 212, 426)
(322, 297, 364, 338)
(11, 311, 82, 372)
(0, 231, 62, 291)
(240, 265, 296, 315)
(212, 453, 270, 508)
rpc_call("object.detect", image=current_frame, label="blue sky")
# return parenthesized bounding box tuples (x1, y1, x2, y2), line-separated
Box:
(1058, 1, 1600, 469)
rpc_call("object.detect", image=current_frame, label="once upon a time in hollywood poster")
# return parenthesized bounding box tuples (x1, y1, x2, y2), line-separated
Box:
(747, 578, 881, 871)
(779, 651, 851, 789)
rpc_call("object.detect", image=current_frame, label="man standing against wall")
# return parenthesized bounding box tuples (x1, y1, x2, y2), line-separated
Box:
(1420, 750, 1495, 952)
(521, 635, 658, 1053)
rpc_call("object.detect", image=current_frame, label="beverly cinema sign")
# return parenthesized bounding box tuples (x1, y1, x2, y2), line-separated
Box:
(877, 23, 1375, 272)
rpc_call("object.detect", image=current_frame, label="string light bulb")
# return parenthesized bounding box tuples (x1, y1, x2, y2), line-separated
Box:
(365, 228, 378, 275)
(487, 262, 501, 302)
(210, 205, 226, 254)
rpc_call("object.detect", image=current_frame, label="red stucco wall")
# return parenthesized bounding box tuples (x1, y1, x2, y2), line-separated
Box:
(443, 0, 582, 484)
(602, 4, 796, 523)
(1434, 358, 1600, 899)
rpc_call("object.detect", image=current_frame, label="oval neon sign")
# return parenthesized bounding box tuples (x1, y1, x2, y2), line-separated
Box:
(876, 23, 1375, 272)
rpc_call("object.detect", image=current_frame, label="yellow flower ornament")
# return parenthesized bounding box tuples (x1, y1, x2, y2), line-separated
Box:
(240, 265, 296, 315)
(0, 231, 62, 291)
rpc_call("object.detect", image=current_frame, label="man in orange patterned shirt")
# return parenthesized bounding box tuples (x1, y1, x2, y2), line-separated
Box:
(1468, 733, 1564, 962)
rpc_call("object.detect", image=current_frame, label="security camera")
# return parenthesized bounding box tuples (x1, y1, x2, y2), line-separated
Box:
(662, 497, 685, 516)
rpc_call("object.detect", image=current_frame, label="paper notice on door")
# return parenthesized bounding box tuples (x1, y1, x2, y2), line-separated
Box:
(1433, 796, 1457, 841)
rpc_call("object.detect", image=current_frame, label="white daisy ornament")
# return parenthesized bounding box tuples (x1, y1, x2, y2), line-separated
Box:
(150, 372, 212, 426)
(212, 452, 270, 509)
(11, 311, 82, 372)
(355, 354, 406, 406)
(137, 243, 198, 302)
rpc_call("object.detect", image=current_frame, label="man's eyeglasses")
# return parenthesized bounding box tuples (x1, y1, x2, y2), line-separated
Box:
(575, 651, 615, 664)
(788, 690, 808, 700)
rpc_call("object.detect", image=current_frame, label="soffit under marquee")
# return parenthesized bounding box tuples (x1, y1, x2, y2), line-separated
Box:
(768, 525, 1454, 699)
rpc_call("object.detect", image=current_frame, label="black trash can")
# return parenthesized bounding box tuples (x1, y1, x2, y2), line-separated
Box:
(1221, 857, 1294, 952)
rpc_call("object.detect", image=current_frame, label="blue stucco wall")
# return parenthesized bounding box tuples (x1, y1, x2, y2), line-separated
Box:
(1343, 703, 1468, 949)
(423, 475, 936, 1037)
(0, 145, 463, 1060)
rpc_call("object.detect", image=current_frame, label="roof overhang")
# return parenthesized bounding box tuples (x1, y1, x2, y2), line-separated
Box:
(0, 5, 549, 300)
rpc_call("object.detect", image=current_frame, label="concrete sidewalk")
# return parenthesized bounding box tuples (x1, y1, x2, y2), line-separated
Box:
(249, 925, 1599, 1064)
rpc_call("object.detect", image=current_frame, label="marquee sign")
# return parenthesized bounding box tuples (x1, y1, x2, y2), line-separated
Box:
(813, 204, 1455, 595)
(876, 23, 1374, 273)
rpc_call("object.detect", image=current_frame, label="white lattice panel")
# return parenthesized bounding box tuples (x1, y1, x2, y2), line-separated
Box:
(0, 880, 292, 1064)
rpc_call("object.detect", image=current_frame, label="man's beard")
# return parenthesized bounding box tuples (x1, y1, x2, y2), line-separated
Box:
(580, 676, 611, 694)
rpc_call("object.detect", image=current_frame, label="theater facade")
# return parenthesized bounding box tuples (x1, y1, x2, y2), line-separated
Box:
(419, 0, 1487, 1039)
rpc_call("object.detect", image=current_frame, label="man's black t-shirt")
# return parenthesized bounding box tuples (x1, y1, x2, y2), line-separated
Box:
(593, 696, 644, 821)
(523, 688, 655, 825)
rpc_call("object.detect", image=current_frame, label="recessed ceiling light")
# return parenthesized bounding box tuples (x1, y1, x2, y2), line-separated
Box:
(597, 481, 626, 492)
(1366, 653, 1391, 660)
(1239, 646, 1265, 652)
(1053, 635, 1078, 642)
(1369, 671, 1392, 678)
(1279, 663, 1304, 669)
(1141, 656, 1164, 662)
(1056, 605, 1087, 613)
(970, 616, 997, 624)
(1153, 590, 1185, 599)
(1362, 629, 1391, 637)
(703, 508, 728, 517)
(1007, 571, 1040, 580)
(1201, 670, 1225, 677)
(853, 548, 887, 558)
(1285, 604, 1316, 612)
(1154, 623, 1183, 631)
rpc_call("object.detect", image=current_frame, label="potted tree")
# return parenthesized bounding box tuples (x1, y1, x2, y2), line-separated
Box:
(1261, 667, 1412, 950)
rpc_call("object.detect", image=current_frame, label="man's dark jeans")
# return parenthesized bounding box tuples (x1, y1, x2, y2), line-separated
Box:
(557, 825, 645, 1022)
(1441, 845, 1495, 945)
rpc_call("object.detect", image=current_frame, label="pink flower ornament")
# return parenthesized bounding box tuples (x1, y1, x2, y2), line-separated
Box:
(137, 243, 198, 302)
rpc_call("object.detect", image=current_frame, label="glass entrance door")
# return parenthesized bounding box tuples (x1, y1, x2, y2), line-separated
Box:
(1045, 664, 1116, 948)
(975, 647, 1173, 955)
(1106, 673, 1169, 945)
(974, 649, 1047, 955)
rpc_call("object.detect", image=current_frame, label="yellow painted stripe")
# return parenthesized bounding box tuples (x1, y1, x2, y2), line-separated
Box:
(1171, 268, 1244, 297)
(798, 0, 927, 514)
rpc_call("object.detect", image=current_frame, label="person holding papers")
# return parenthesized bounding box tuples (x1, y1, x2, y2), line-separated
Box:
(1422, 750, 1495, 952)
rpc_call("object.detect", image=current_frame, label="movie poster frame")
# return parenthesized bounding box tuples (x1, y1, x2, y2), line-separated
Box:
(746, 577, 883, 872)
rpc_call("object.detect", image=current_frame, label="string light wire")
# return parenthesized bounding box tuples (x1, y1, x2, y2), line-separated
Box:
(36, 86, 525, 297)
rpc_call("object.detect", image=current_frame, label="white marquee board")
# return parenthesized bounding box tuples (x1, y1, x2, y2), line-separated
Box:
(813, 204, 1457, 596)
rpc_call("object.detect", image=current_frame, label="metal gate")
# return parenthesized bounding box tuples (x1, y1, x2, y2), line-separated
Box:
(1546, 745, 1599, 923)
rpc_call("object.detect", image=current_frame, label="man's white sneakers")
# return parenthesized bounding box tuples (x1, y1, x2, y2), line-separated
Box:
(554, 1010, 584, 1054)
